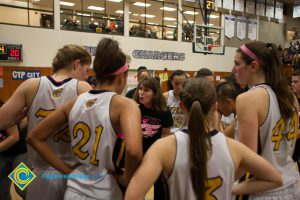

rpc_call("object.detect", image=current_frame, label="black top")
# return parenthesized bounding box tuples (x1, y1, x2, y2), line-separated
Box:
(140, 104, 173, 153)
(0, 124, 27, 157)
(125, 88, 137, 99)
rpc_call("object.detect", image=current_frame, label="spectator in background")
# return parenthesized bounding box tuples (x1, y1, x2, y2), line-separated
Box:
(126, 66, 150, 99)
(195, 68, 214, 84)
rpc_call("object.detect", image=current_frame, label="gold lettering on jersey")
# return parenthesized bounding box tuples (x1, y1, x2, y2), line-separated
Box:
(173, 116, 183, 128)
(52, 88, 63, 98)
(170, 106, 183, 115)
(86, 98, 97, 108)
(72, 122, 103, 166)
(35, 108, 71, 143)
(205, 176, 223, 200)
(271, 111, 298, 151)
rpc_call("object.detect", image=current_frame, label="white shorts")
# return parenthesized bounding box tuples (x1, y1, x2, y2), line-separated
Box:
(249, 180, 300, 200)
(64, 188, 100, 200)
(26, 168, 67, 200)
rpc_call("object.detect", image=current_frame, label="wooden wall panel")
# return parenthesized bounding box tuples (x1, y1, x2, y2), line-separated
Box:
(0, 66, 52, 101)
(0, 66, 96, 101)
(155, 70, 232, 93)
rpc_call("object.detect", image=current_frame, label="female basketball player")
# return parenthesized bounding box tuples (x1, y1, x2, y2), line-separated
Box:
(0, 44, 92, 200)
(163, 70, 187, 133)
(27, 38, 143, 200)
(125, 78, 283, 200)
(234, 41, 300, 199)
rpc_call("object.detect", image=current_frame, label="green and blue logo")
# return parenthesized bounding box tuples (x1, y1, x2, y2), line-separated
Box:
(8, 162, 36, 191)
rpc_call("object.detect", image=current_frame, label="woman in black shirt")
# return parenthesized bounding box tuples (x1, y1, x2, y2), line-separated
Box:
(133, 77, 173, 200)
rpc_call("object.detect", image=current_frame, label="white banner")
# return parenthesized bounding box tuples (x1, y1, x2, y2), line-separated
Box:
(237, 17, 246, 40)
(293, 0, 300, 18)
(248, 18, 257, 41)
(225, 15, 235, 38)
(256, 0, 265, 16)
(223, 0, 234, 10)
(235, 0, 245, 12)
(215, 0, 222, 9)
(275, 1, 283, 19)
(266, 0, 275, 18)
(246, 0, 255, 14)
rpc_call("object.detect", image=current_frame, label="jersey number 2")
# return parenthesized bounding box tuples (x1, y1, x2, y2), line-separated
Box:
(72, 122, 103, 166)
(205, 176, 222, 200)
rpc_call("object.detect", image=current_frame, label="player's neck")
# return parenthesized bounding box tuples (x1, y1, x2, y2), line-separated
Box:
(52, 69, 72, 81)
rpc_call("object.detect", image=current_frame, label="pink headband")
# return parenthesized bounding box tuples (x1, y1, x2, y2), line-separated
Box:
(240, 45, 264, 66)
(105, 63, 128, 76)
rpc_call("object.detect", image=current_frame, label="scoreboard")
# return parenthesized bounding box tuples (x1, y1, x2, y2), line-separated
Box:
(0, 44, 22, 61)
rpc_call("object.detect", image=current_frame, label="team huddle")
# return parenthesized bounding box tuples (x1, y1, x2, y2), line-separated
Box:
(0, 38, 299, 200)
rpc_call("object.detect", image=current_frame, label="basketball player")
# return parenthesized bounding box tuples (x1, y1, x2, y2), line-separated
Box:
(194, 67, 214, 84)
(27, 38, 143, 200)
(291, 70, 300, 172)
(234, 41, 300, 199)
(0, 44, 92, 200)
(125, 78, 282, 200)
(215, 81, 238, 138)
(163, 70, 187, 133)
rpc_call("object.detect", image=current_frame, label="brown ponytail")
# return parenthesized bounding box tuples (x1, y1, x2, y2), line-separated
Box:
(237, 41, 295, 120)
(189, 100, 210, 200)
(180, 78, 216, 200)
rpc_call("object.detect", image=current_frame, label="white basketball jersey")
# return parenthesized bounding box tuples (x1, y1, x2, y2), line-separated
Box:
(167, 130, 235, 200)
(27, 76, 78, 169)
(67, 91, 122, 199)
(167, 90, 186, 133)
(253, 84, 299, 189)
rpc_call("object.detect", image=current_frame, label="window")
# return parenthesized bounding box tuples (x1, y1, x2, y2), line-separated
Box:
(0, 0, 54, 28)
(129, 0, 178, 40)
(181, 1, 221, 42)
(60, 0, 124, 35)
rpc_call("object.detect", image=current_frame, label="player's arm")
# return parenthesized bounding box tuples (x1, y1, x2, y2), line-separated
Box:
(26, 98, 77, 174)
(0, 125, 19, 152)
(125, 137, 174, 200)
(236, 93, 259, 152)
(0, 79, 35, 129)
(224, 119, 236, 139)
(119, 98, 143, 186)
(228, 138, 283, 195)
(163, 91, 169, 100)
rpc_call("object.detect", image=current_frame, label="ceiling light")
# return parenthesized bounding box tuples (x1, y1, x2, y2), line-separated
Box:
(115, 10, 132, 14)
(133, 13, 139, 16)
(60, 1, 75, 6)
(167, 25, 177, 28)
(140, 14, 155, 18)
(164, 17, 176, 21)
(183, 20, 194, 23)
(88, 6, 105, 11)
(160, 7, 176, 11)
(183, 11, 199, 15)
(77, 13, 91, 17)
(134, 2, 151, 7)
(209, 14, 219, 19)
(107, 0, 122, 2)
